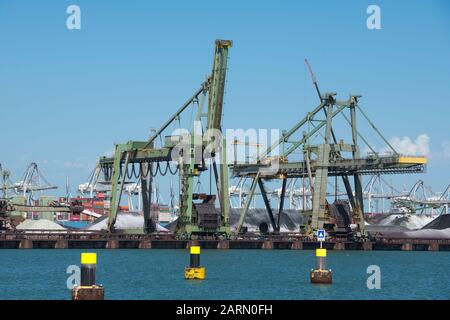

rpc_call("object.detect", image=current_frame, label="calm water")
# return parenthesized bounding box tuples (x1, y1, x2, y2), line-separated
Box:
(0, 249, 449, 300)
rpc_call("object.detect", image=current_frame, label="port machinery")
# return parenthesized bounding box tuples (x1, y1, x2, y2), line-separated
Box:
(230, 59, 427, 238)
(0, 162, 57, 200)
(390, 180, 450, 215)
(95, 44, 427, 240)
(229, 178, 350, 210)
(98, 40, 233, 238)
(0, 163, 83, 230)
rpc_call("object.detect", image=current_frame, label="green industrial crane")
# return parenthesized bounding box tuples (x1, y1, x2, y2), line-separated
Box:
(99, 40, 232, 238)
(231, 60, 427, 238)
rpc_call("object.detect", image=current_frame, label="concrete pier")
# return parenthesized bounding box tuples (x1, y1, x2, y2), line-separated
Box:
(217, 240, 229, 249)
(1, 232, 449, 251)
(139, 240, 152, 249)
(401, 243, 413, 251)
(106, 239, 119, 249)
(333, 242, 345, 250)
(19, 239, 33, 249)
(262, 240, 274, 250)
(55, 239, 68, 249)
(187, 240, 199, 249)
(291, 241, 303, 250)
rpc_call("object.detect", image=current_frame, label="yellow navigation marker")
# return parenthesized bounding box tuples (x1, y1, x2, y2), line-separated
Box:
(190, 246, 200, 255)
(316, 248, 327, 257)
(81, 253, 97, 265)
(185, 267, 206, 280)
(72, 252, 104, 300)
(185, 245, 205, 280)
(311, 247, 332, 284)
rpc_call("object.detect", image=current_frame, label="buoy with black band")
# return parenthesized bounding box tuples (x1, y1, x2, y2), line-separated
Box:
(184, 246, 205, 280)
(72, 253, 105, 300)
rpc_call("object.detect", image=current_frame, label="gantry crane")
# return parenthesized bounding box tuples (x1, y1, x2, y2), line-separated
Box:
(0, 162, 57, 201)
(98, 40, 232, 238)
(391, 180, 450, 215)
(13, 162, 58, 198)
(231, 59, 427, 237)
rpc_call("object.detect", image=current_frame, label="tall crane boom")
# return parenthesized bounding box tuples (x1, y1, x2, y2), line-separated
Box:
(207, 40, 232, 131)
(305, 58, 322, 101)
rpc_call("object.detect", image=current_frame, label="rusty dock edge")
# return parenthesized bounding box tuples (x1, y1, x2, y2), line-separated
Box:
(0, 231, 449, 251)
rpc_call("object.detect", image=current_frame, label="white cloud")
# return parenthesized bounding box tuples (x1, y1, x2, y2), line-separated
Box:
(63, 156, 95, 170)
(64, 161, 86, 169)
(382, 134, 430, 156)
(440, 140, 450, 159)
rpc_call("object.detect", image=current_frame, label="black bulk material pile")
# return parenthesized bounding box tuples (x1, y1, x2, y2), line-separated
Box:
(421, 214, 450, 230)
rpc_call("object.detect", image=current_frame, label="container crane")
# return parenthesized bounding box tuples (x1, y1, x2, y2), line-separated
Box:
(13, 162, 57, 198)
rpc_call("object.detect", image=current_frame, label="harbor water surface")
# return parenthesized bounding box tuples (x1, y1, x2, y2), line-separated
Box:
(0, 250, 449, 300)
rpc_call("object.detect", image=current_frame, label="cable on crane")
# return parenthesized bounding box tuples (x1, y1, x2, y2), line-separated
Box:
(132, 163, 140, 179)
(168, 162, 179, 175)
(124, 163, 140, 180)
(158, 162, 170, 176)
(139, 162, 150, 179)
(151, 163, 158, 178)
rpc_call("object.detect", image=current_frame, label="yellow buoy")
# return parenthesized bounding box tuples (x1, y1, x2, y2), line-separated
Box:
(184, 246, 205, 280)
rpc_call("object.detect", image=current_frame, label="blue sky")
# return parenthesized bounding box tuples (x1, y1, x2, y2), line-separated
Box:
(0, 0, 449, 197)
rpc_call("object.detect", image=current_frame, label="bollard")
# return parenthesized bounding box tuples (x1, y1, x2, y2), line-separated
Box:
(310, 248, 332, 284)
(184, 246, 205, 280)
(72, 253, 105, 300)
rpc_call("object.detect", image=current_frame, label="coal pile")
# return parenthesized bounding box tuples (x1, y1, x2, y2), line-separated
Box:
(371, 214, 450, 239)
(421, 214, 450, 230)
(229, 208, 308, 232)
(166, 209, 309, 233)
(376, 214, 436, 230)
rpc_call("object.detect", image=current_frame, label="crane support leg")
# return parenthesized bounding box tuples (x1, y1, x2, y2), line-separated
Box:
(219, 138, 230, 227)
(140, 163, 151, 233)
(257, 178, 277, 232)
(141, 163, 154, 233)
(108, 145, 128, 232)
(276, 178, 287, 233)
(342, 175, 357, 210)
(350, 102, 365, 232)
(311, 144, 331, 230)
(236, 172, 260, 233)
(353, 174, 365, 231)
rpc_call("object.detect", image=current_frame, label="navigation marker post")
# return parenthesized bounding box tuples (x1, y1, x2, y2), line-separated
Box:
(310, 229, 332, 284)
